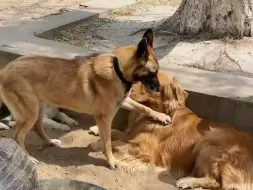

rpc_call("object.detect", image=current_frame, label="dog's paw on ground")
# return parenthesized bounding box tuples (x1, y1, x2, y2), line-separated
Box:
(108, 158, 120, 170)
(65, 118, 79, 126)
(29, 156, 40, 164)
(58, 124, 71, 131)
(50, 139, 62, 147)
(89, 125, 99, 136)
(0, 122, 10, 130)
(176, 177, 195, 189)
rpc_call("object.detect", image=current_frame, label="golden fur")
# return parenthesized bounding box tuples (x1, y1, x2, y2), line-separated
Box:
(0, 29, 171, 169)
(91, 71, 253, 189)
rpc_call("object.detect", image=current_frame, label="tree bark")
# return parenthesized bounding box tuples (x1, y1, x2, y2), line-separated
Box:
(158, 0, 253, 39)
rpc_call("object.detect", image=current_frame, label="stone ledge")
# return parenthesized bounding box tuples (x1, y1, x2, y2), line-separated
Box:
(160, 62, 253, 100)
(160, 63, 253, 133)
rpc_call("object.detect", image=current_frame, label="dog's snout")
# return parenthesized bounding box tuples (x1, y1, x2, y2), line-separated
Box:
(153, 84, 160, 92)
(140, 73, 160, 92)
(151, 77, 160, 92)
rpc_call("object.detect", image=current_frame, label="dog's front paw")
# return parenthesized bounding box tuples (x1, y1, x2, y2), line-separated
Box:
(155, 113, 171, 124)
(59, 124, 71, 132)
(0, 122, 10, 130)
(89, 125, 99, 136)
(65, 118, 79, 126)
(176, 177, 194, 189)
(49, 139, 62, 147)
(108, 157, 119, 170)
(29, 156, 40, 164)
(0, 120, 16, 130)
(8, 121, 16, 127)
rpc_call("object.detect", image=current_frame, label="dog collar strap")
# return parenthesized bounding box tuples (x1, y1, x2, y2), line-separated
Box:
(112, 57, 132, 93)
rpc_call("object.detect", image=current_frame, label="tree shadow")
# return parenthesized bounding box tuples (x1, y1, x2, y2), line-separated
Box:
(0, 111, 109, 167)
(157, 171, 177, 187)
(32, 146, 108, 168)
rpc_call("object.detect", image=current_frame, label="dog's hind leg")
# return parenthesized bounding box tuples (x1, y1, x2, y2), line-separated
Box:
(1, 88, 40, 163)
(33, 103, 62, 147)
(176, 176, 220, 189)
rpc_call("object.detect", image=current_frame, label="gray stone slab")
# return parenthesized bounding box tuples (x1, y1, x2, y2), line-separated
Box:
(0, 0, 136, 58)
(160, 62, 253, 99)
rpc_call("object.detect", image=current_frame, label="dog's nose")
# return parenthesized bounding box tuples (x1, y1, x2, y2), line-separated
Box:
(150, 82, 160, 92)
(156, 85, 160, 92)
(153, 84, 160, 92)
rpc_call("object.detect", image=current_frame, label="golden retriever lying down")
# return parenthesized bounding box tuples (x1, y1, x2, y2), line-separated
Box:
(90, 72, 253, 190)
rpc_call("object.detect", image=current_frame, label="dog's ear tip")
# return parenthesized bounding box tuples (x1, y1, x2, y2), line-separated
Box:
(143, 28, 153, 47)
(145, 28, 153, 33)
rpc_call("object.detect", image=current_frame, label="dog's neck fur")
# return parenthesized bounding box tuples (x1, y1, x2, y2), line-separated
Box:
(112, 57, 132, 93)
(112, 45, 138, 82)
(164, 101, 200, 124)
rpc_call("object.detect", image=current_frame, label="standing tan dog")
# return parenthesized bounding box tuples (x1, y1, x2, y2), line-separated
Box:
(0, 29, 171, 169)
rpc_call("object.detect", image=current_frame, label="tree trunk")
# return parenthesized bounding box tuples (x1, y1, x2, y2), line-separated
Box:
(159, 0, 253, 39)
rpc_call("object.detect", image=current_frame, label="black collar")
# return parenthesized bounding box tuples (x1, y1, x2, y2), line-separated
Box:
(113, 57, 132, 93)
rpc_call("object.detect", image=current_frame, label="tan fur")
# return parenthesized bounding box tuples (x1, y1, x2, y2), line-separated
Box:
(0, 29, 171, 168)
(91, 71, 253, 189)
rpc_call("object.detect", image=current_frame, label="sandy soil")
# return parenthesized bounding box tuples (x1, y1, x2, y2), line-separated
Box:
(0, 0, 90, 26)
(0, 112, 178, 190)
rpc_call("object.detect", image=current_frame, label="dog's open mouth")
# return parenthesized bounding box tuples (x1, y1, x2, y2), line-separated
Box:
(140, 75, 160, 92)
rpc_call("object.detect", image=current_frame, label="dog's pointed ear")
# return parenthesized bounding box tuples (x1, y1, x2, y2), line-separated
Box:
(143, 28, 153, 47)
(136, 38, 148, 61)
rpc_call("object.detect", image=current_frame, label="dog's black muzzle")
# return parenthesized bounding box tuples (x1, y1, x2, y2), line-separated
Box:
(140, 73, 160, 92)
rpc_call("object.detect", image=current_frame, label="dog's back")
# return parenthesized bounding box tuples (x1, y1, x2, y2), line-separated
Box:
(191, 127, 253, 190)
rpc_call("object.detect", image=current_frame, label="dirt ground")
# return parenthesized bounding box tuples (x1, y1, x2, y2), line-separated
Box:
(0, 111, 178, 190)
(0, 0, 90, 26)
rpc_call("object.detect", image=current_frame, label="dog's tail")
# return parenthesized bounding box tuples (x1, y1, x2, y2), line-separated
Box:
(218, 147, 253, 190)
